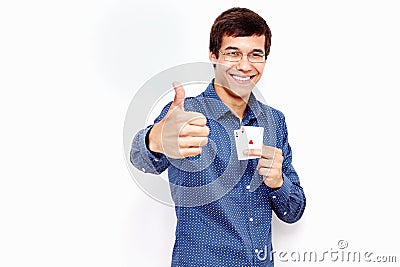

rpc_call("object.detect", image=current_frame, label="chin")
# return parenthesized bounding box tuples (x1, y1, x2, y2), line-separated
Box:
(225, 83, 254, 101)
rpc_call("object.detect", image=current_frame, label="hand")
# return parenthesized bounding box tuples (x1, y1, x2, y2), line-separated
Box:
(246, 145, 284, 188)
(148, 81, 210, 158)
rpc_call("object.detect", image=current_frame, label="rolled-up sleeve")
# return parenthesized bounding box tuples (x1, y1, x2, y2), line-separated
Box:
(130, 125, 170, 174)
(268, 113, 306, 223)
(130, 102, 173, 175)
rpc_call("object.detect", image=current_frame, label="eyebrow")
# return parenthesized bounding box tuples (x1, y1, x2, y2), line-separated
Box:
(224, 46, 265, 54)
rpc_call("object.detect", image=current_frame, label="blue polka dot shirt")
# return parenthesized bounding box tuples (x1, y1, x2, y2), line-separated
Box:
(130, 82, 306, 267)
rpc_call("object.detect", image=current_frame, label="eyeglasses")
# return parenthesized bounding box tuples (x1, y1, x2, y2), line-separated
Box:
(218, 50, 266, 63)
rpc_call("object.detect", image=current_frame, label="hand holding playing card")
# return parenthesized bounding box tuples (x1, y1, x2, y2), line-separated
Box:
(244, 145, 284, 189)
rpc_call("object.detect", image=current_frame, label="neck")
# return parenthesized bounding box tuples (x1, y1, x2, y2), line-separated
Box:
(213, 83, 250, 119)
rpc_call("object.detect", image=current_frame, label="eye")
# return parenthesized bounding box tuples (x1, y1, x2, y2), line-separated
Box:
(250, 53, 264, 59)
(226, 51, 241, 57)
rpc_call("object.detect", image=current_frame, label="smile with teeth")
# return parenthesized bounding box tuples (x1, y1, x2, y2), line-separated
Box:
(231, 75, 255, 81)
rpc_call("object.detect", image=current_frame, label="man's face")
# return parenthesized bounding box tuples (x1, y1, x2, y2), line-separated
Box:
(209, 34, 266, 100)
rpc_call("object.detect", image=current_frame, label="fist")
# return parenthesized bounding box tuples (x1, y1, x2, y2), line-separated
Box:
(148, 81, 210, 158)
(246, 145, 284, 188)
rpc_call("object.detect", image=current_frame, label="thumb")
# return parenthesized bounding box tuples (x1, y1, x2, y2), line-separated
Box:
(171, 81, 185, 110)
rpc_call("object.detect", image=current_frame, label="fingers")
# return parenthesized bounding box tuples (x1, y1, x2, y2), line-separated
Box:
(262, 169, 284, 188)
(172, 81, 186, 110)
(255, 146, 284, 179)
(181, 111, 207, 126)
(179, 147, 203, 158)
(178, 136, 209, 148)
(244, 145, 282, 159)
(257, 158, 280, 174)
(260, 145, 282, 159)
(167, 103, 207, 127)
(178, 124, 209, 156)
(258, 167, 281, 178)
(244, 146, 279, 158)
(180, 124, 210, 137)
(257, 155, 283, 189)
(258, 158, 274, 168)
(243, 148, 262, 157)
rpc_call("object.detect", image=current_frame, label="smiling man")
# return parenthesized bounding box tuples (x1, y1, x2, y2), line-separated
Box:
(130, 7, 306, 267)
(211, 36, 266, 118)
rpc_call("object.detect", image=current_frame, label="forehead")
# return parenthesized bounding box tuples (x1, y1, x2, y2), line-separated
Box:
(220, 35, 265, 52)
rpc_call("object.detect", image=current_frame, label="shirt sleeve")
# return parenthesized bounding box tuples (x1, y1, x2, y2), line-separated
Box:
(268, 113, 306, 223)
(129, 102, 172, 175)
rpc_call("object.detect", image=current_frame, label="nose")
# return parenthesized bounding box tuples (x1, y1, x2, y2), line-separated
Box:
(236, 56, 252, 71)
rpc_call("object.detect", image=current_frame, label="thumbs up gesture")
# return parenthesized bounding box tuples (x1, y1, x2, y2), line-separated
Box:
(148, 82, 210, 158)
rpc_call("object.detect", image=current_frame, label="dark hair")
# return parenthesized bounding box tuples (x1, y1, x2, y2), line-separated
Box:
(209, 7, 272, 58)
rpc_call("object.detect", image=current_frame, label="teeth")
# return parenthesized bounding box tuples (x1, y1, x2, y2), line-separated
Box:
(232, 75, 251, 81)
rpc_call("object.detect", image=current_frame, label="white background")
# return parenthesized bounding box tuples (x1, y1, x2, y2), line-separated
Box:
(1, 0, 399, 266)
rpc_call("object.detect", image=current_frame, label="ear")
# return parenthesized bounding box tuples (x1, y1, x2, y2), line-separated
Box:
(209, 51, 218, 63)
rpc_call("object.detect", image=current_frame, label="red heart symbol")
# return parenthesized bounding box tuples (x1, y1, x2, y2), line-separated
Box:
(249, 140, 253, 145)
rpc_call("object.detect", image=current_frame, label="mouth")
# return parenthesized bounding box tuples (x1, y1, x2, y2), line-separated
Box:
(230, 74, 256, 84)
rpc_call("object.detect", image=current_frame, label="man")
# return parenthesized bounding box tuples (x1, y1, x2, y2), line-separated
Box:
(130, 7, 306, 267)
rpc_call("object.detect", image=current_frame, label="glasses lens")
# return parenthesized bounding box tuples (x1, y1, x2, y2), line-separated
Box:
(248, 54, 265, 63)
(223, 51, 241, 62)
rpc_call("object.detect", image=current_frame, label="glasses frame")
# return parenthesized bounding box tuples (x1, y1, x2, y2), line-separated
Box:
(218, 49, 266, 63)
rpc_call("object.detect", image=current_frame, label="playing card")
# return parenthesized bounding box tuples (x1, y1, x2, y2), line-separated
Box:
(234, 126, 264, 160)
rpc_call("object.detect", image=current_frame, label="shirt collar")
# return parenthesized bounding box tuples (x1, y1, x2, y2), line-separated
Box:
(201, 80, 264, 120)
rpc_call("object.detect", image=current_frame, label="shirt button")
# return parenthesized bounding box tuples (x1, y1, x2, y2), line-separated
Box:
(246, 185, 250, 190)
(255, 249, 259, 253)
(283, 211, 288, 216)
(272, 195, 276, 199)
(249, 217, 254, 222)
(141, 168, 146, 172)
